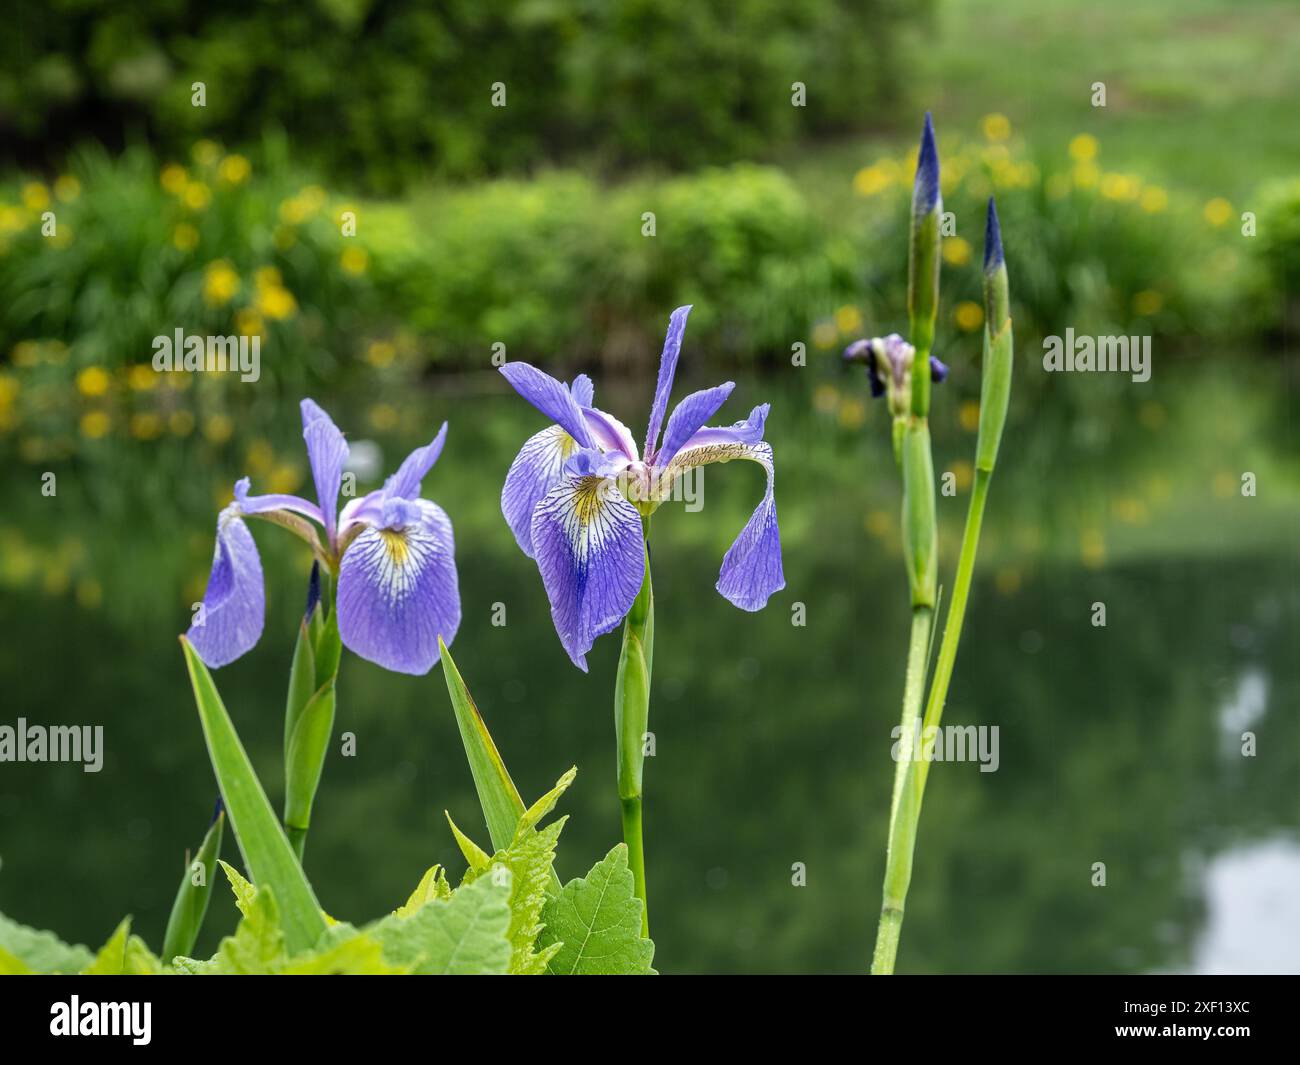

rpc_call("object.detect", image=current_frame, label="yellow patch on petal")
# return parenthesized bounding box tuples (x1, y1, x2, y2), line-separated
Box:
(380, 528, 409, 566)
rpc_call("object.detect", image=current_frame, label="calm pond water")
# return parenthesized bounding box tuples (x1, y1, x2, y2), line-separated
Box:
(1, 354, 1296, 973)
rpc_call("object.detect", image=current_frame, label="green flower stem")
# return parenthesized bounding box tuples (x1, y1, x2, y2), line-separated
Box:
(914, 466, 991, 800)
(615, 518, 654, 936)
(871, 602, 931, 975)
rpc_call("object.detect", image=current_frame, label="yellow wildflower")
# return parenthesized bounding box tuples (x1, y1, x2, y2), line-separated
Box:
(76, 366, 111, 397)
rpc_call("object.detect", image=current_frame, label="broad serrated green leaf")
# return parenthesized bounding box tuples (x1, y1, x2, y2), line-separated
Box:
(212, 885, 287, 974)
(79, 917, 132, 974)
(218, 859, 257, 918)
(162, 808, 224, 963)
(280, 924, 406, 975)
(539, 844, 656, 975)
(446, 812, 493, 874)
(456, 768, 575, 974)
(180, 636, 327, 954)
(395, 865, 451, 918)
(370, 875, 511, 975)
(0, 911, 94, 974)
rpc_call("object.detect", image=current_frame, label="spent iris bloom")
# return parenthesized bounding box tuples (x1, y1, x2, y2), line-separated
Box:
(843, 334, 948, 413)
(499, 305, 784, 669)
(187, 399, 460, 675)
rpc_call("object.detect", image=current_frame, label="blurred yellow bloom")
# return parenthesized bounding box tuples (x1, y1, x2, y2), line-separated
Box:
(45, 340, 69, 365)
(1132, 289, 1164, 316)
(1139, 401, 1166, 430)
(54, 175, 80, 202)
(853, 165, 893, 197)
(995, 567, 1022, 595)
(369, 403, 399, 430)
(21, 183, 50, 212)
(1100, 173, 1140, 201)
(79, 411, 111, 438)
(203, 260, 240, 306)
(235, 308, 265, 337)
(1068, 134, 1098, 162)
(128, 364, 157, 391)
(950, 459, 973, 492)
(1072, 162, 1099, 189)
(837, 397, 866, 430)
(981, 113, 1011, 142)
(954, 301, 984, 332)
(130, 412, 164, 440)
(834, 305, 862, 334)
(340, 246, 369, 275)
(218, 154, 251, 185)
(959, 400, 980, 432)
(12, 341, 40, 367)
(203, 413, 234, 444)
(192, 140, 221, 167)
(76, 366, 111, 397)
(812, 383, 840, 414)
(366, 340, 396, 368)
(76, 578, 103, 610)
(1112, 497, 1149, 525)
(253, 265, 282, 289)
(168, 409, 196, 436)
(1140, 186, 1168, 213)
(183, 182, 212, 211)
(256, 284, 297, 320)
(1080, 529, 1106, 569)
(0, 373, 18, 405)
(0, 206, 26, 232)
(172, 222, 199, 252)
(942, 236, 971, 266)
(245, 438, 275, 474)
(268, 463, 302, 494)
(812, 321, 839, 350)
(279, 198, 310, 225)
(160, 164, 188, 195)
(864, 509, 892, 538)
(1203, 198, 1232, 226)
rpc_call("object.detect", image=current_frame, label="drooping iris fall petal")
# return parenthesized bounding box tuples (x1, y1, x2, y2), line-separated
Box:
(529, 473, 646, 671)
(186, 507, 266, 667)
(336, 498, 460, 675)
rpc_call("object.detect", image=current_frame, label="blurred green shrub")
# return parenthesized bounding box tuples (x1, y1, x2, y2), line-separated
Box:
(1253, 178, 1300, 336)
(376, 165, 861, 371)
(1, 0, 927, 190)
(0, 135, 384, 483)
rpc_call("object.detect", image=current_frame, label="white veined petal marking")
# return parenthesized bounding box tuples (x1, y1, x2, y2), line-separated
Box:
(352, 524, 439, 604)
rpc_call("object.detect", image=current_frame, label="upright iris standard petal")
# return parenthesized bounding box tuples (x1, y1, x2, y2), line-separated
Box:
(300, 399, 349, 545)
(642, 305, 693, 460)
(187, 507, 266, 668)
(501, 425, 580, 557)
(530, 474, 646, 671)
(665, 432, 784, 611)
(653, 381, 735, 468)
(569, 374, 595, 409)
(336, 499, 460, 675)
(581, 405, 639, 461)
(383, 422, 448, 500)
(499, 363, 594, 449)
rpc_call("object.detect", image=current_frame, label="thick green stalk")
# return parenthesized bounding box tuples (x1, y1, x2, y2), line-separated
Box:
(872, 603, 932, 974)
(615, 518, 653, 935)
(915, 469, 991, 798)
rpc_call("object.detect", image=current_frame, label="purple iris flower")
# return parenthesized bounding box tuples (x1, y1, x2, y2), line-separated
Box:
(498, 305, 784, 671)
(186, 399, 460, 675)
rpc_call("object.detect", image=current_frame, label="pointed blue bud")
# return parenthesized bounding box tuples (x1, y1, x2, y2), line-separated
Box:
(913, 112, 941, 218)
(304, 560, 321, 623)
(983, 196, 1004, 273)
(929, 355, 948, 383)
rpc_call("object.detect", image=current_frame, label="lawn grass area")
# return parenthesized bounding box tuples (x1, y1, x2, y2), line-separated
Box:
(783, 0, 1299, 212)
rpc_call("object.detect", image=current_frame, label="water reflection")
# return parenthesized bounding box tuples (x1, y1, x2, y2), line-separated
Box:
(0, 359, 1295, 973)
